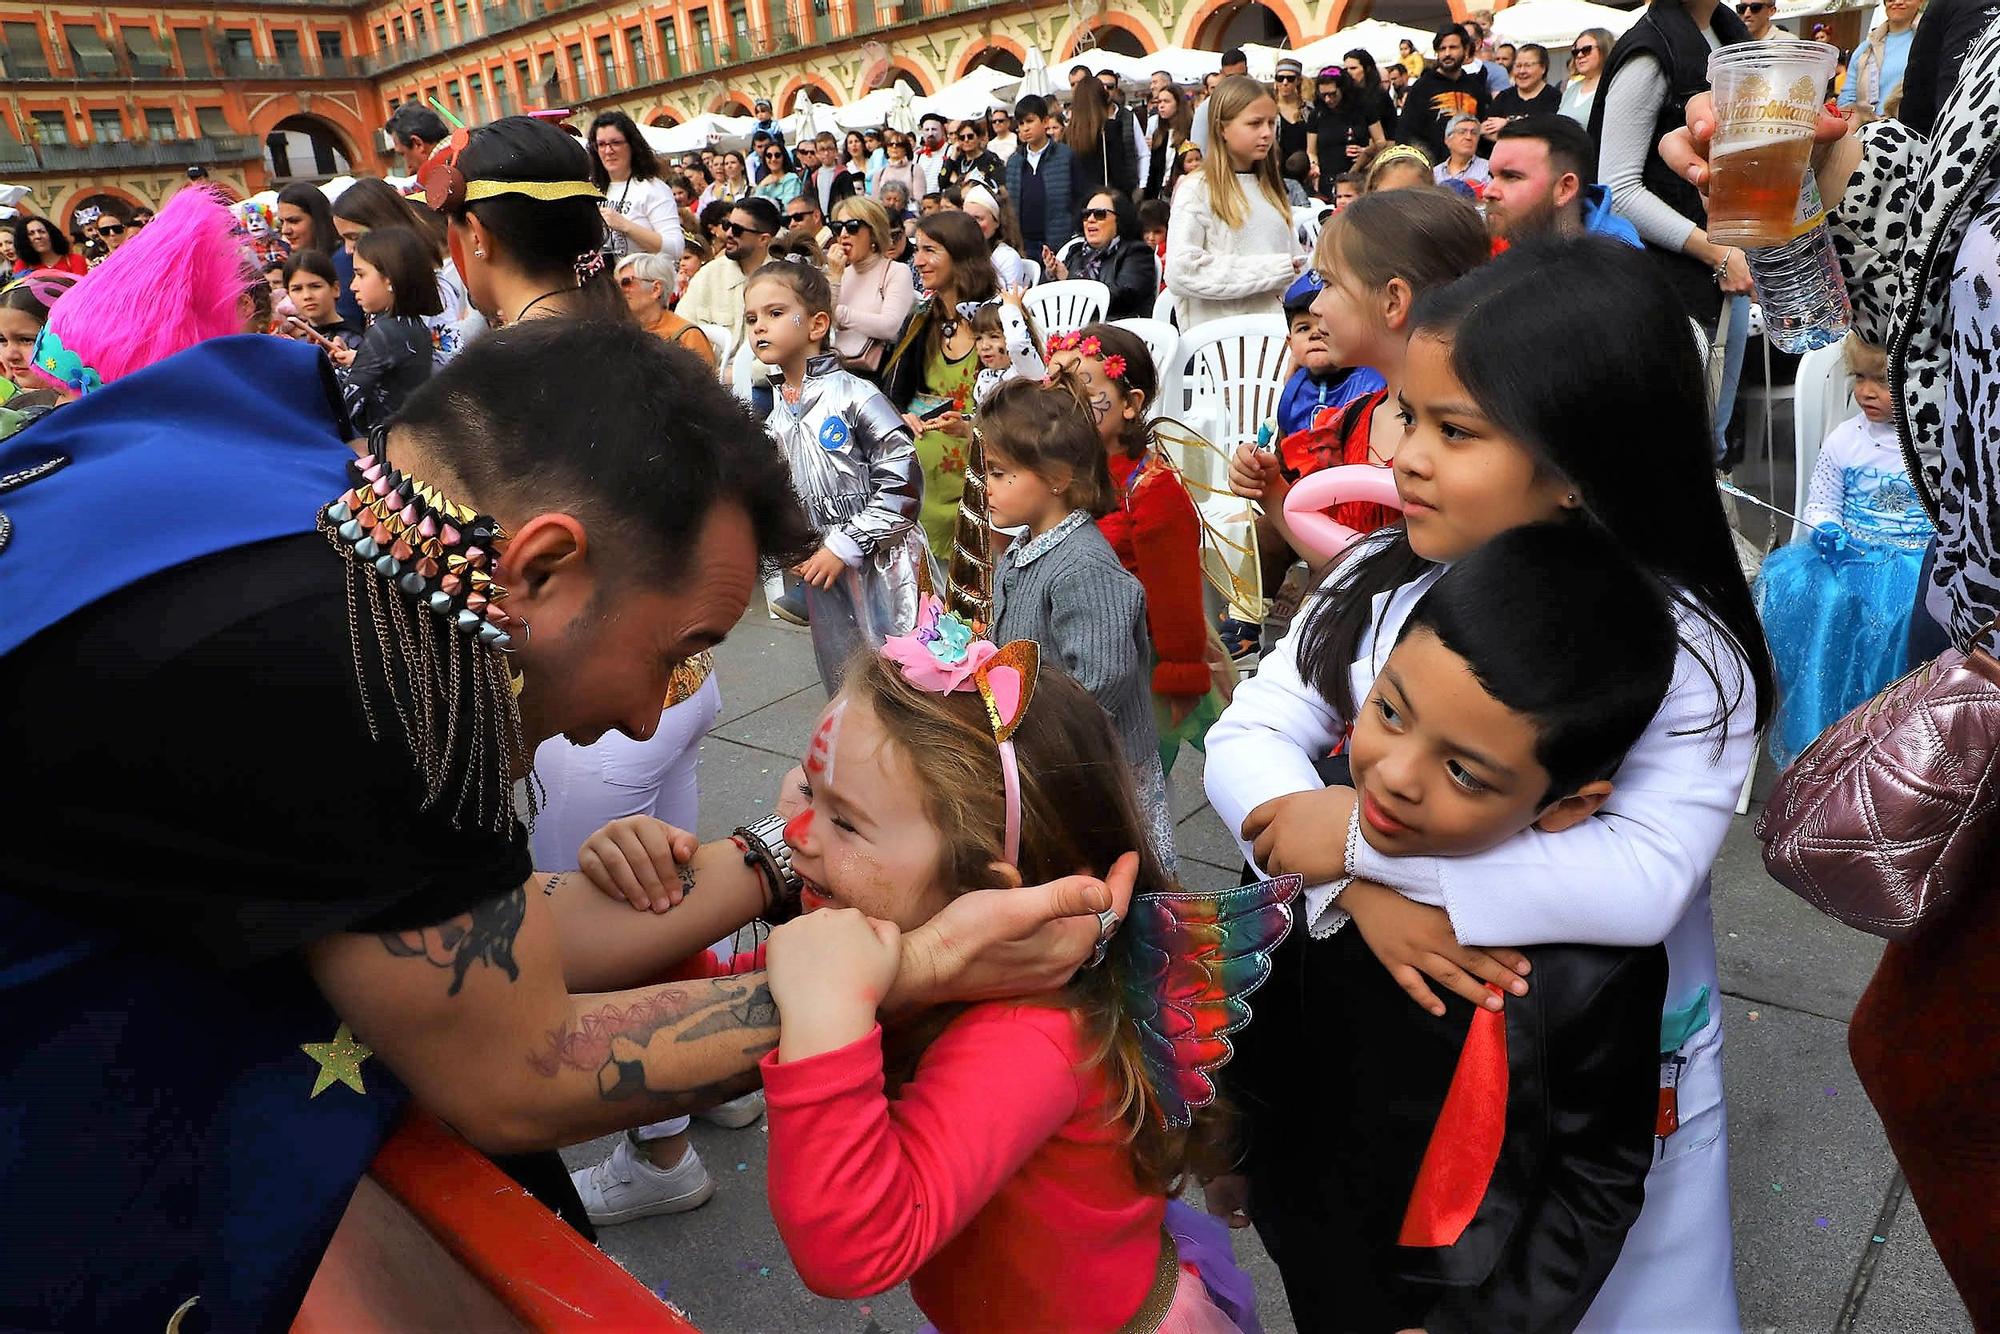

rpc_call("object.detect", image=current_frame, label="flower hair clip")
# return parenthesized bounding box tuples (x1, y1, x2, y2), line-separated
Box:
(880, 581, 1038, 866)
(1100, 353, 1128, 381)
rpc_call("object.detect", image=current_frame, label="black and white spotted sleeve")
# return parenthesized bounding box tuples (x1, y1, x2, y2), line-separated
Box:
(1826, 118, 1925, 347)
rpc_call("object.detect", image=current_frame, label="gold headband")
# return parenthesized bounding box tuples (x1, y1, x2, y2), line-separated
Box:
(462, 179, 606, 203)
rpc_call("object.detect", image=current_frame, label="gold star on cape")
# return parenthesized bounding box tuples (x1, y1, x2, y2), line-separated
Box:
(301, 1024, 373, 1098)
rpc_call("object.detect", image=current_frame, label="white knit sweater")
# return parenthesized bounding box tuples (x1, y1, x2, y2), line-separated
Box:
(1164, 173, 1301, 328)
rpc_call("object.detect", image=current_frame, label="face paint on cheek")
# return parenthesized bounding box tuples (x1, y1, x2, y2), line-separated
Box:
(1088, 389, 1113, 425)
(804, 699, 845, 791)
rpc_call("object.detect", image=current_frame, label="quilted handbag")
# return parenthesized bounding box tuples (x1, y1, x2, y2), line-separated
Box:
(1756, 627, 2000, 939)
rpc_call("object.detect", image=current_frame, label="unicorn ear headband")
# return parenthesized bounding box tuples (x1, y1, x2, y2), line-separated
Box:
(418, 124, 606, 215)
(879, 581, 1037, 866)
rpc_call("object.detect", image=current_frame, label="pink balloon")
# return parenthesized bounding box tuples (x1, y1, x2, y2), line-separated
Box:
(1282, 464, 1404, 563)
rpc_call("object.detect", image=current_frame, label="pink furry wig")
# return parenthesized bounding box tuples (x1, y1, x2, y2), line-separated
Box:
(32, 184, 261, 391)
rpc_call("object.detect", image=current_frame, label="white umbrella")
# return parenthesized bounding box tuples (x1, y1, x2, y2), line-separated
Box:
(1018, 45, 1057, 98)
(914, 66, 1021, 123)
(786, 89, 840, 143)
(641, 113, 757, 156)
(833, 87, 903, 130)
(886, 84, 917, 135)
(1489, 0, 1642, 50)
(1297, 20, 1437, 72)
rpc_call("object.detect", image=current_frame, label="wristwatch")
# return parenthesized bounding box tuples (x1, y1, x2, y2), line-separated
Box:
(734, 812, 804, 922)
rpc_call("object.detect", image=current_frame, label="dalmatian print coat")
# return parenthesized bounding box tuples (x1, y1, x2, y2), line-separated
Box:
(1828, 11, 2000, 648)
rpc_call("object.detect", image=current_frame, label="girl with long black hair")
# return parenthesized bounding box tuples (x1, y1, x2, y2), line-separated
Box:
(1205, 235, 1772, 1331)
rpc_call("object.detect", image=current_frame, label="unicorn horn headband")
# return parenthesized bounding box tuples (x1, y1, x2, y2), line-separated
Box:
(879, 588, 1037, 866)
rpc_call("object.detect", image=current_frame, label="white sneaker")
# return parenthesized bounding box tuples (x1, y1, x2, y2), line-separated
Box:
(570, 1133, 715, 1225)
(697, 1090, 766, 1129)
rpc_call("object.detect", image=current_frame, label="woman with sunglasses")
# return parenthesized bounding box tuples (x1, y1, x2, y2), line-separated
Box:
(1272, 57, 1314, 192)
(753, 144, 805, 207)
(1560, 27, 1614, 123)
(1045, 190, 1157, 321)
(874, 133, 921, 207)
(828, 195, 917, 382)
(1307, 69, 1384, 199)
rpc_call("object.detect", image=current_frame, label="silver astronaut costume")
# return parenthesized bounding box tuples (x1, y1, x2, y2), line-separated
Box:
(768, 354, 936, 691)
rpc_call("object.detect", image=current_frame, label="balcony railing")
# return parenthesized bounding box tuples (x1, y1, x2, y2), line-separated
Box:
(2, 45, 366, 83)
(10, 134, 259, 173)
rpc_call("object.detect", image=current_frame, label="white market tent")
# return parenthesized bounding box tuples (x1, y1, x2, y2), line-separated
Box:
(640, 112, 756, 155)
(1244, 20, 1434, 79)
(915, 64, 1023, 122)
(1073, 45, 1221, 86)
(1488, 0, 1642, 49)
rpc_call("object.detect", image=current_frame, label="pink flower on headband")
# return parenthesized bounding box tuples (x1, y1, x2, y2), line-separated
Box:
(1101, 354, 1127, 381)
(882, 595, 997, 692)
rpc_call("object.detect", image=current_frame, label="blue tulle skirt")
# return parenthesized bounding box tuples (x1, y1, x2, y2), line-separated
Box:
(1756, 537, 1925, 768)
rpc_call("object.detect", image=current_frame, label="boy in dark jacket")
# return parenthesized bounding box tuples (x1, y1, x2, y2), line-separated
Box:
(1004, 95, 1077, 260)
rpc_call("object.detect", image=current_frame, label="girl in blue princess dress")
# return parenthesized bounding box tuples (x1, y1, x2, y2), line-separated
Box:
(1757, 336, 1935, 767)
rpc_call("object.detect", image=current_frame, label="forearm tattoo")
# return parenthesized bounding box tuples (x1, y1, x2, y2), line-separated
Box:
(378, 887, 527, 996)
(530, 975, 779, 1104)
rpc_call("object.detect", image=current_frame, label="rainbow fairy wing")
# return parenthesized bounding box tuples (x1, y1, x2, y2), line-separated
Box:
(1120, 874, 1302, 1128)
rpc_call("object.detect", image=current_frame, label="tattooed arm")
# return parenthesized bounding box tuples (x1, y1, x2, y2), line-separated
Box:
(538, 835, 770, 992)
(307, 880, 774, 1153)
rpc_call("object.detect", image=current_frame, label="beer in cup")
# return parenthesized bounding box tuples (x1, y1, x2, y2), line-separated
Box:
(1704, 40, 1839, 248)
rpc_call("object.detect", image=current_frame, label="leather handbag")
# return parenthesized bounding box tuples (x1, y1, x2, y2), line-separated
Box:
(1756, 434, 2000, 942)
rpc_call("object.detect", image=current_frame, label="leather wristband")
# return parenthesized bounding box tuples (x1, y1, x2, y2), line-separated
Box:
(734, 812, 804, 923)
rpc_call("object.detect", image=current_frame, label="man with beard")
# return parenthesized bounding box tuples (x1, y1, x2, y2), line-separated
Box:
(1400, 24, 1491, 161)
(0, 319, 1136, 1330)
(676, 195, 778, 340)
(1483, 116, 1640, 251)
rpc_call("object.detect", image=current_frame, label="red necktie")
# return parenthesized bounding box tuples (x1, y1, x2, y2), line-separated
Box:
(1397, 989, 1509, 1248)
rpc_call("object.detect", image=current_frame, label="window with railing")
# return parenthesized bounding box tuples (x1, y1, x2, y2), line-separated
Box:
(224, 28, 255, 61)
(454, 0, 470, 38)
(625, 27, 648, 85)
(90, 109, 124, 143)
(447, 78, 463, 110)
(273, 29, 303, 74)
(692, 10, 713, 65)
(5, 21, 49, 76)
(145, 107, 179, 139)
(468, 72, 485, 118)
(320, 30, 344, 60)
(65, 24, 119, 77)
(32, 111, 69, 146)
(175, 27, 212, 75)
(392, 16, 407, 43)
(374, 24, 388, 50)
(514, 57, 532, 105)
(656, 19, 681, 77)
(567, 44, 586, 98)
(594, 35, 615, 93)
(412, 10, 426, 39)
(196, 106, 233, 139)
(729, 2, 750, 55)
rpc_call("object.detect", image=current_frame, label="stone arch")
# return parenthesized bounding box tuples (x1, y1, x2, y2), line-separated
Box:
(711, 91, 758, 114)
(1065, 13, 1159, 59)
(257, 112, 359, 185)
(644, 105, 684, 127)
(955, 36, 1026, 79)
(246, 97, 375, 175)
(884, 58, 935, 95)
(777, 73, 843, 111)
(1187, 0, 1305, 50)
(56, 185, 146, 225)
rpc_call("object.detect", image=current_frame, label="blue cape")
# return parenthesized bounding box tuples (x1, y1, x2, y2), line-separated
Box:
(0, 334, 354, 656)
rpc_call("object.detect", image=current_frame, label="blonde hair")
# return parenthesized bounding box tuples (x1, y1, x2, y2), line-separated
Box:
(1844, 333, 1887, 381)
(833, 194, 895, 255)
(1200, 74, 1291, 228)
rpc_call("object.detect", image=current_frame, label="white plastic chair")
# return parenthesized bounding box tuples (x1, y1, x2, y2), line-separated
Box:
(1152, 286, 1178, 327)
(1174, 314, 1290, 454)
(1018, 257, 1041, 288)
(1789, 341, 1855, 543)
(696, 322, 735, 381)
(1023, 279, 1108, 337)
(1110, 317, 1181, 421)
(729, 338, 764, 406)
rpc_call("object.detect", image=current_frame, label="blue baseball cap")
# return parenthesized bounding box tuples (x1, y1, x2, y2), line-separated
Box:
(1283, 269, 1323, 314)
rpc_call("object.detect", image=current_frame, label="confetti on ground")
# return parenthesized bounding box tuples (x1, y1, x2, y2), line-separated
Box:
(1727, 931, 1739, 939)
(758, 1266, 772, 1278)
(1748, 1010, 1761, 1021)
(859, 1306, 872, 1317)
(1825, 1087, 1838, 1097)
(1815, 1217, 1831, 1229)
(1771, 1182, 1784, 1193)
(736, 1161, 748, 1172)
(1872, 1235, 1887, 1244)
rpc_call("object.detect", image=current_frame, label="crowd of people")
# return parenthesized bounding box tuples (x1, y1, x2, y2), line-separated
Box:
(2, 0, 1996, 1329)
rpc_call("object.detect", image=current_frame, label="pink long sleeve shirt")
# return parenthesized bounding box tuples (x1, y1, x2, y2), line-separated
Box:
(762, 1004, 1166, 1332)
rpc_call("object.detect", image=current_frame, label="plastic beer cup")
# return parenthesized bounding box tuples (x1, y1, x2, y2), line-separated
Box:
(1705, 40, 1839, 248)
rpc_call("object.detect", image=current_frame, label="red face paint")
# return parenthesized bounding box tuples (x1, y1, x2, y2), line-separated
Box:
(785, 807, 814, 847)
(804, 700, 845, 788)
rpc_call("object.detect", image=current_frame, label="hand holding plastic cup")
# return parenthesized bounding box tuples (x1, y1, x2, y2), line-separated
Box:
(1704, 39, 1839, 248)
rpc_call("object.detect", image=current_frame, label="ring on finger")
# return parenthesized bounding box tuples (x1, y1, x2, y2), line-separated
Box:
(1086, 906, 1121, 968)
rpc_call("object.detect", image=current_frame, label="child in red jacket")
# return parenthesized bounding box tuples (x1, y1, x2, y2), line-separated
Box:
(1046, 323, 1224, 774)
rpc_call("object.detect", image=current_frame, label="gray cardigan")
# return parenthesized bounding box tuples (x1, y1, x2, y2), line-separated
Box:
(990, 510, 1160, 769)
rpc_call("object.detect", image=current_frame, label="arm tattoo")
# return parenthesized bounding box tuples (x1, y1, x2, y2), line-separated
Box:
(378, 887, 527, 996)
(529, 975, 779, 1103)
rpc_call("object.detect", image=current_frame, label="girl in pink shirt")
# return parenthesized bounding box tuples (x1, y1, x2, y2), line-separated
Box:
(754, 609, 1292, 1333)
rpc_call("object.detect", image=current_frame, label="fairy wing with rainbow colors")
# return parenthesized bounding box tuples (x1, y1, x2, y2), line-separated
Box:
(1120, 873, 1302, 1128)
